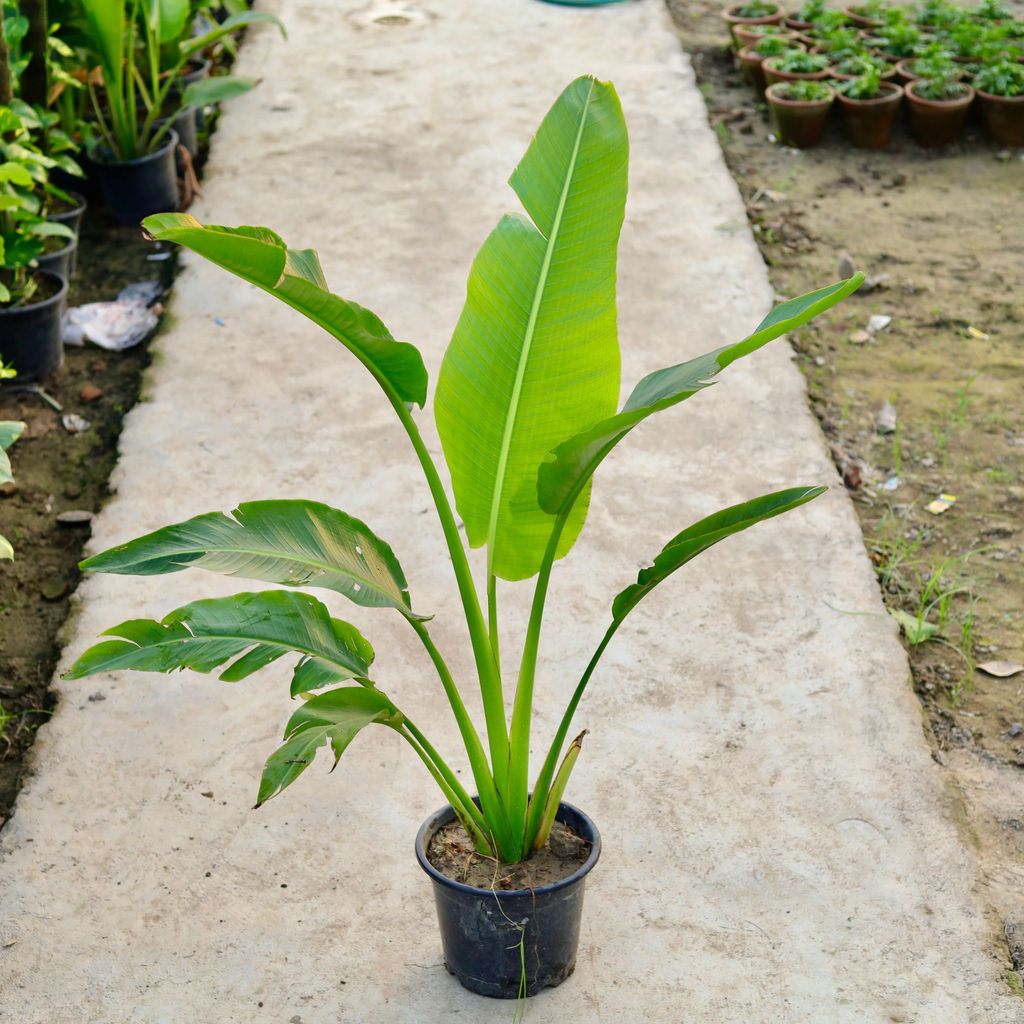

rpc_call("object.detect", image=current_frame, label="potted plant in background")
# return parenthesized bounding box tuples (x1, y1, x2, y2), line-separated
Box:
(766, 78, 836, 145)
(722, 0, 785, 45)
(834, 60, 904, 147)
(66, 76, 863, 999)
(973, 58, 1024, 144)
(764, 47, 832, 85)
(905, 60, 975, 145)
(785, 0, 826, 33)
(739, 33, 801, 93)
(80, 0, 284, 224)
(733, 21, 796, 49)
(844, 0, 885, 30)
(829, 51, 896, 81)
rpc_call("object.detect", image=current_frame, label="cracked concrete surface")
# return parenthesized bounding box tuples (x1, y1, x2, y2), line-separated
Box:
(1, 1, 1019, 1021)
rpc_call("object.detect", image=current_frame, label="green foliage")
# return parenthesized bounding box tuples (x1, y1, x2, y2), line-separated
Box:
(974, 59, 1024, 95)
(0, 420, 25, 559)
(816, 26, 863, 58)
(752, 34, 793, 56)
(774, 79, 834, 101)
(734, 0, 778, 17)
(69, 77, 861, 863)
(794, 0, 826, 22)
(770, 48, 830, 73)
(831, 52, 888, 76)
(836, 62, 884, 98)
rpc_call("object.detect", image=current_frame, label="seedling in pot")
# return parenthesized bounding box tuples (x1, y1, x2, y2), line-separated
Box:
(68, 78, 862, 870)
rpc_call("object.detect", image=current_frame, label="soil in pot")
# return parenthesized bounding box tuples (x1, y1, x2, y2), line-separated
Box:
(46, 191, 88, 237)
(90, 130, 180, 226)
(905, 81, 975, 147)
(837, 81, 904, 148)
(417, 801, 601, 1000)
(766, 81, 836, 147)
(975, 90, 1024, 146)
(0, 271, 68, 381)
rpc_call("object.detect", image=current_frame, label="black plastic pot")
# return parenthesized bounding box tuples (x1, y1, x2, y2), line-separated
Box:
(416, 801, 601, 999)
(90, 130, 180, 227)
(36, 237, 78, 281)
(47, 190, 88, 237)
(157, 107, 199, 170)
(0, 271, 68, 380)
(174, 59, 212, 129)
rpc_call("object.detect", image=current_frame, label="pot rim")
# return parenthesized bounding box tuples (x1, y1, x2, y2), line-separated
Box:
(415, 799, 602, 899)
(905, 81, 975, 108)
(765, 81, 836, 107)
(88, 128, 180, 169)
(974, 88, 1024, 104)
(46, 190, 88, 220)
(836, 81, 904, 106)
(0, 269, 68, 316)
(723, 4, 783, 24)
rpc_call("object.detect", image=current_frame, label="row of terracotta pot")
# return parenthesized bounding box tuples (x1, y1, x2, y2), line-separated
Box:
(764, 80, 985, 148)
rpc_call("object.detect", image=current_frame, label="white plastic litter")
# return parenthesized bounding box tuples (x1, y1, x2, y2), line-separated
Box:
(63, 280, 164, 351)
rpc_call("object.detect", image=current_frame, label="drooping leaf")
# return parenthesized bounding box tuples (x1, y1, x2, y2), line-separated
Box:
(255, 686, 396, 806)
(180, 10, 287, 60)
(538, 277, 863, 517)
(142, 214, 427, 408)
(180, 76, 256, 109)
(434, 75, 629, 581)
(80, 499, 425, 619)
(0, 421, 24, 486)
(890, 608, 939, 645)
(64, 590, 374, 690)
(612, 487, 827, 624)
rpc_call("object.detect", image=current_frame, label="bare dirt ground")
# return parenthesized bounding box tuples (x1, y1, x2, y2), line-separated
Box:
(665, 0, 1024, 986)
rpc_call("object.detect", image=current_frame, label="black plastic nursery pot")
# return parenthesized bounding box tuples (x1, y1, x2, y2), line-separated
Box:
(36, 237, 78, 281)
(90, 130, 180, 227)
(0, 270, 69, 381)
(415, 801, 601, 999)
(47, 190, 88, 237)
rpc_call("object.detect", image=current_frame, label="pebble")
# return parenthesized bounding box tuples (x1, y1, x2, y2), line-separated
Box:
(40, 576, 69, 601)
(875, 401, 897, 435)
(1008, 723, 1023, 738)
(849, 329, 871, 345)
(61, 414, 90, 434)
(79, 384, 103, 403)
(56, 510, 93, 527)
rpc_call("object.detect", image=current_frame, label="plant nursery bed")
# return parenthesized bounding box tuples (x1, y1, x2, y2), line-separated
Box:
(669, 0, 1024, 966)
(0, 214, 169, 825)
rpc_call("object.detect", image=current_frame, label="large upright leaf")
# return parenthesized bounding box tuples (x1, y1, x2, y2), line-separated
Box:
(538, 277, 863, 518)
(611, 487, 826, 624)
(142, 215, 427, 409)
(64, 590, 374, 694)
(81, 0, 124, 80)
(255, 686, 397, 806)
(142, 0, 189, 46)
(0, 421, 25, 485)
(80, 499, 426, 619)
(434, 75, 628, 581)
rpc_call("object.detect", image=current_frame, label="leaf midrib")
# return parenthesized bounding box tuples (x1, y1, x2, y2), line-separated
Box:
(484, 78, 597, 569)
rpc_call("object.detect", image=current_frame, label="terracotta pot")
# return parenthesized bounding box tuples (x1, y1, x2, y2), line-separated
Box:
(975, 90, 1024, 147)
(893, 58, 924, 85)
(784, 14, 813, 30)
(905, 81, 975, 146)
(722, 3, 785, 45)
(732, 23, 795, 48)
(766, 81, 836, 146)
(763, 57, 831, 85)
(836, 81, 904, 147)
(843, 6, 883, 29)
(738, 46, 770, 91)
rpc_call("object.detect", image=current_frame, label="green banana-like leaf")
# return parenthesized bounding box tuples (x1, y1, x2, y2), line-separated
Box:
(0, 421, 25, 486)
(255, 686, 396, 806)
(180, 11, 287, 60)
(81, 0, 124, 82)
(0, 534, 12, 560)
(143, 0, 189, 46)
(538, 277, 863, 517)
(80, 499, 426, 619)
(180, 76, 256, 109)
(142, 215, 427, 408)
(64, 591, 374, 692)
(612, 487, 827, 624)
(434, 75, 628, 581)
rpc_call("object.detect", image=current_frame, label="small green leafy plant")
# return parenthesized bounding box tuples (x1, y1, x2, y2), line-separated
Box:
(792, 0, 826, 23)
(67, 77, 861, 864)
(769, 48, 831, 73)
(774, 79, 834, 101)
(752, 34, 794, 56)
(734, 1, 779, 18)
(80, 0, 285, 160)
(836, 62, 885, 97)
(974, 58, 1024, 95)
(832, 52, 889, 76)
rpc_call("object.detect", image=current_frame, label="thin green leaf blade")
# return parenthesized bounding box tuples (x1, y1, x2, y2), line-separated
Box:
(64, 590, 374, 682)
(79, 499, 424, 619)
(142, 214, 427, 408)
(255, 686, 393, 806)
(612, 487, 827, 624)
(180, 76, 256, 109)
(181, 10, 287, 60)
(538, 277, 863, 517)
(434, 75, 628, 581)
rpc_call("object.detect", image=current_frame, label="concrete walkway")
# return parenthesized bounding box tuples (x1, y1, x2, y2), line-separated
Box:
(1, 1, 1018, 1021)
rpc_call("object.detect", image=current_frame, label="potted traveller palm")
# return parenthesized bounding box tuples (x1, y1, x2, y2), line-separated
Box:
(81, 0, 284, 223)
(66, 76, 862, 999)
